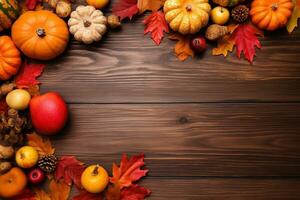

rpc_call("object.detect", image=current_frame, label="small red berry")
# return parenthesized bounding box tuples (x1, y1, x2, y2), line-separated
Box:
(190, 36, 207, 53)
(28, 168, 45, 184)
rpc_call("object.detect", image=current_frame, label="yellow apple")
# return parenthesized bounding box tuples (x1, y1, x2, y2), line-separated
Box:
(16, 146, 39, 169)
(81, 165, 109, 193)
(211, 6, 230, 25)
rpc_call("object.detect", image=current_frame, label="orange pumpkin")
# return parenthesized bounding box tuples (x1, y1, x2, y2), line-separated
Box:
(0, 167, 27, 198)
(250, 0, 294, 31)
(12, 10, 69, 60)
(0, 36, 21, 80)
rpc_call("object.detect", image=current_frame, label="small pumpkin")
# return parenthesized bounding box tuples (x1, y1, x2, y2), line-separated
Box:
(68, 6, 107, 44)
(164, 0, 211, 35)
(250, 0, 294, 31)
(11, 10, 69, 60)
(0, 0, 19, 32)
(0, 36, 21, 81)
(213, 0, 245, 7)
(86, 0, 110, 9)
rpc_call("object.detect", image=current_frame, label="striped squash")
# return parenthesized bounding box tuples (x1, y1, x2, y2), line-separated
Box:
(0, 0, 19, 31)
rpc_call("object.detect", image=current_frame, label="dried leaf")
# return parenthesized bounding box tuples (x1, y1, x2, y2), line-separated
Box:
(169, 34, 194, 61)
(15, 61, 45, 89)
(34, 188, 51, 200)
(49, 179, 71, 200)
(287, 0, 300, 33)
(110, 153, 148, 189)
(232, 24, 263, 63)
(55, 156, 85, 188)
(137, 0, 165, 13)
(212, 35, 235, 57)
(143, 11, 169, 45)
(27, 132, 55, 158)
(72, 190, 103, 200)
(121, 185, 151, 200)
(9, 189, 36, 200)
(112, 0, 139, 21)
(26, 85, 41, 97)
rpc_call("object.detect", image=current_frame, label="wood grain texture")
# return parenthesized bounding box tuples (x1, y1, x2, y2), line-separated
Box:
(40, 20, 300, 103)
(52, 103, 300, 177)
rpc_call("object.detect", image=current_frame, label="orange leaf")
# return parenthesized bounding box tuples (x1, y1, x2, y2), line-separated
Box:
(137, 0, 165, 13)
(49, 179, 71, 200)
(34, 188, 51, 200)
(27, 132, 55, 158)
(212, 35, 235, 57)
(169, 34, 194, 61)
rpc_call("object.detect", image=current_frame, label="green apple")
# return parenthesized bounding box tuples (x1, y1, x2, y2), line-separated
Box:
(211, 6, 230, 25)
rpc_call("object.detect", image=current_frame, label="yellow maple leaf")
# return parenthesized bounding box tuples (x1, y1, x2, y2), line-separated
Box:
(49, 179, 71, 200)
(212, 35, 235, 57)
(27, 132, 55, 158)
(34, 188, 51, 200)
(137, 0, 165, 13)
(287, 0, 300, 33)
(169, 34, 194, 61)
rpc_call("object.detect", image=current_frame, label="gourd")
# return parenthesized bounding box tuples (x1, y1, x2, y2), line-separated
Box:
(213, 0, 245, 7)
(250, 0, 294, 31)
(68, 6, 107, 44)
(164, 0, 211, 35)
(0, 36, 21, 80)
(0, 0, 19, 32)
(11, 10, 69, 60)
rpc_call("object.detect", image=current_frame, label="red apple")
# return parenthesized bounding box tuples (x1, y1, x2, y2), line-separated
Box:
(30, 92, 68, 135)
(28, 168, 45, 184)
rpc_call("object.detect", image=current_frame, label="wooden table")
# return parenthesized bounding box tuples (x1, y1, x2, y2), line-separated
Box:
(41, 2, 300, 199)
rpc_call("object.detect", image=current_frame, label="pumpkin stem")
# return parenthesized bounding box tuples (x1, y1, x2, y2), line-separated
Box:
(92, 165, 99, 176)
(186, 4, 192, 11)
(271, 3, 278, 11)
(84, 20, 92, 27)
(36, 28, 46, 37)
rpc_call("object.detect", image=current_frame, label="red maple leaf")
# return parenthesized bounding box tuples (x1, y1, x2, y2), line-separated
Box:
(26, 0, 42, 10)
(112, 0, 139, 20)
(232, 24, 263, 63)
(55, 156, 85, 188)
(15, 61, 45, 89)
(121, 185, 151, 200)
(143, 11, 169, 45)
(72, 190, 103, 200)
(110, 153, 148, 189)
(9, 188, 36, 200)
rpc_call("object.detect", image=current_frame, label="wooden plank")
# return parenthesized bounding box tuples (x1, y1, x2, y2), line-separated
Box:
(52, 103, 300, 177)
(40, 19, 300, 103)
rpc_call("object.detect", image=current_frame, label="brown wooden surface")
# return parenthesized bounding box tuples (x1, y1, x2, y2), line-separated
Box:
(41, 1, 300, 199)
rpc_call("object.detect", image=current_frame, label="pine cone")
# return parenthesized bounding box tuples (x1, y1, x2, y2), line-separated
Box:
(38, 155, 58, 173)
(231, 5, 249, 23)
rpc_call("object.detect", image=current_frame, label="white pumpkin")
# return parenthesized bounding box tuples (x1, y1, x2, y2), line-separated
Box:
(68, 6, 107, 44)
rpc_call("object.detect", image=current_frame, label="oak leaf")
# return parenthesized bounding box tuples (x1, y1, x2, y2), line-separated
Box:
(287, 0, 300, 33)
(112, 0, 139, 20)
(72, 190, 103, 200)
(232, 24, 263, 63)
(143, 11, 169, 45)
(169, 34, 194, 61)
(15, 61, 45, 89)
(121, 185, 151, 200)
(49, 179, 71, 200)
(137, 0, 165, 13)
(27, 132, 55, 158)
(110, 153, 148, 189)
(55, 156, 85, 188)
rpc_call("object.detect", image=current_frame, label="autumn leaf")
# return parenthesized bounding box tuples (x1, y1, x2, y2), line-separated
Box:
(121, 185, 151, 200)
(169, 34, 194, 61)
(10, 188, 36, 200)
(27, 132, 55, 158)
(232, 24, 263, 63)
(110, 153, 148, 189)
(25, 0, 42, 10)
(49, 179, 71, 200)
(143, 11, 169, 45)
(26, 85, 41, 97)
(112, 0, 139, 21)
(72, 190, 103, 200)
(137, 0, 165, 13)
(15, 61, 45, 89)
(106, 184, 121, 200)
(34, 188, 51, 200)
(55, 156, 85, 188)
(287, 0, 300, 33)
